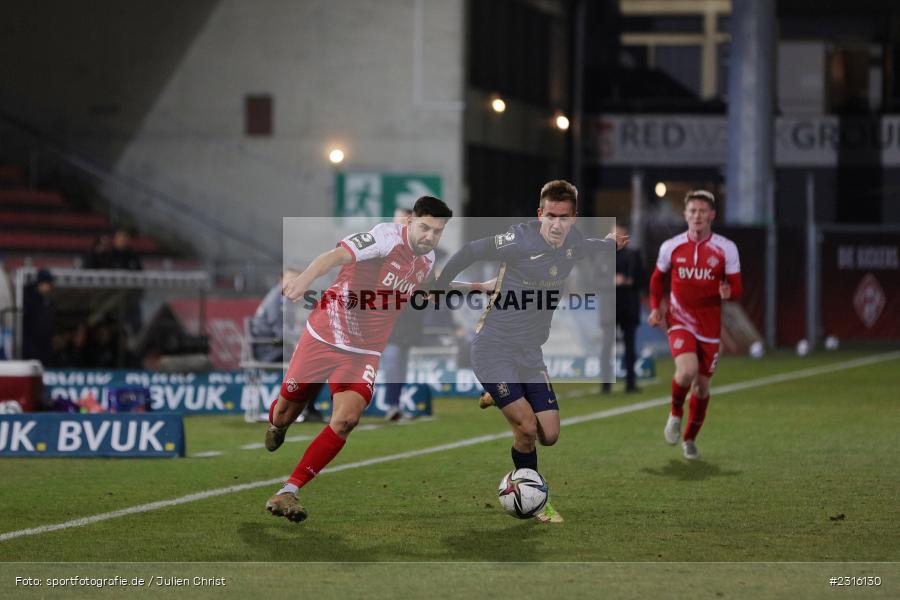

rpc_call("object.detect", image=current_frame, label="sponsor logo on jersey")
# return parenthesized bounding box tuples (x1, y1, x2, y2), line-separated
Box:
(349, 232, 376, 251)
(566, 248, 574, 259)
(677, 267, 716, 281)
(382, 272, 416, 294)
(707, 256, 720, 268)
(529, 253, 545, 260)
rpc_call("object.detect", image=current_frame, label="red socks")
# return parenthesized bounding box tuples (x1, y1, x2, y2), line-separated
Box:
(671, 380, 690, 418)
(268, 398, 278, 425)
(684, 393, 710, 441)
(287, 425, 347, 488)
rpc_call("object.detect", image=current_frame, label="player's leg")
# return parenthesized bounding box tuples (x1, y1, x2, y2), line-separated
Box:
(266, 386, 321, 452)
(535, 411, 560, 447)
(497, 394, 539, 458)
(267, 388, 369, 523)
(665, 330, 699, 445)
(265, 333, 330, 451)
(523, 372, 563, 523)
(266, 352, 376, 523)
(526, 370, 559, 447)
(682, 344, 718, 460)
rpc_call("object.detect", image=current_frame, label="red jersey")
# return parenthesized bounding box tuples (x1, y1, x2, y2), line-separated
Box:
(650, 231, 742, 343)
(305, 223, 434, 355)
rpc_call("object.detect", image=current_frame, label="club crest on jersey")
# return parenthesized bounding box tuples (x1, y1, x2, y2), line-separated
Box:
(497, 383, 510, 398)
(566, 248, 574, 259)
(676, 257, 687, 263)
(391, 261, 403, 269)
(285, 378, 299, 393)
(349, 232, 376, 251)
(549, 265, 558, 277)
(707, 256, 720, 268)
(416, 270, 425, 282)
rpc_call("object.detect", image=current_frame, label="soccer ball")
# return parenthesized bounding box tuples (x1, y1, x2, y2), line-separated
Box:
(498, 468, 548, 519)
(796, 339, 810, 356)
(749, 341, 765, 359)
(825, 335, 840, 351)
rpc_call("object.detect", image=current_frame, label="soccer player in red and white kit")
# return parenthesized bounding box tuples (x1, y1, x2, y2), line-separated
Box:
(647, 190, 742, 460)
(264, 196, 452, 522)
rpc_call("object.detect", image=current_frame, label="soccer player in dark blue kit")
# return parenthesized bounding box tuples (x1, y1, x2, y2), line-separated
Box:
(434, 180, 627, 523)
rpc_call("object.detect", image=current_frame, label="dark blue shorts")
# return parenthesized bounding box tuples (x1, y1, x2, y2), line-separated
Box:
(471, 337, 558, 413)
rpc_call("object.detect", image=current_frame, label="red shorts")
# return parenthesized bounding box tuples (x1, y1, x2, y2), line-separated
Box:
(280, 332, 379, 404)
(667, 328, 720, 378)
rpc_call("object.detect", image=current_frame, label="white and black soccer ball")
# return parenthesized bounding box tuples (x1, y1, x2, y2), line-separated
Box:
(498, 468, 548, 519)
(796, 339, 810, 356)
(749, 341, 765, 359)
(825, 335, 840, 351)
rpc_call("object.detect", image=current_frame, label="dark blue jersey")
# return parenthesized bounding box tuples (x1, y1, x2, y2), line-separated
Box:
(436, 221, 612, 347)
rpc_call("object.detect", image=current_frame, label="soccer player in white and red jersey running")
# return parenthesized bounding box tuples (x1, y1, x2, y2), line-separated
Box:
(264, 196, 452, 522)
(647, 190, 742, 460)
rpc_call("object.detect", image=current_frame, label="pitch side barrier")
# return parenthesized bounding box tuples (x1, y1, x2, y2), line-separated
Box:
(41, 356, 656, 421)
(0, 412, 184, 458)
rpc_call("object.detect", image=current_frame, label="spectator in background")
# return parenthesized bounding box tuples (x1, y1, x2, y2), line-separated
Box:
(250, 269, 324, 423)
(381, 295, 424, 421)
(108, 228, 143, 270)
(22, 269, 55, 365)
(83, 234, 112, 269)
(606, 223, 645, 393)
(381, 206, 422, 421)
(107, 228, 144, 341)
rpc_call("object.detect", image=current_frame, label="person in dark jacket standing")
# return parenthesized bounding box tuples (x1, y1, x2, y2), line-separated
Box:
(22, 269, 55, 365)
(611, 223, 645, 392)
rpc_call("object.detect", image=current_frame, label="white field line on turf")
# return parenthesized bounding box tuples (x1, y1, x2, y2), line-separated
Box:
(2, 351, 898, 543)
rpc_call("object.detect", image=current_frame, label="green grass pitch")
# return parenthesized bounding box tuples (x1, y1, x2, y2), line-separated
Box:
(1, 349, 898, 598)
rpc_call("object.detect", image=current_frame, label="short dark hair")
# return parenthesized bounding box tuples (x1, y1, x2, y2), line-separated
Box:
(684, 189, 716, 208)
(413, 196, 453, 219)
(539, 180, 578, 210)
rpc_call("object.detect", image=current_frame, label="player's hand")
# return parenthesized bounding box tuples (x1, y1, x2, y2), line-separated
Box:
(719, 280, 732, 300)
(282, 274, 312, 302)
(647, 307, 664, 327)
(615, 273, 633, 287)
(606, 231, 629, 250)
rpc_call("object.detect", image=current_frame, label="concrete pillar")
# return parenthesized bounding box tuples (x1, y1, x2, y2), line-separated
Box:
(725, 0, 775, 224)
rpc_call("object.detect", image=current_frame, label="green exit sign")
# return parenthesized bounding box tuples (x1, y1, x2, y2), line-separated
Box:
(335, 173, 442, 218)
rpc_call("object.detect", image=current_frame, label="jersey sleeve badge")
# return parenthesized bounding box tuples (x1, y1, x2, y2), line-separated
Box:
(348, 232, 376, 251)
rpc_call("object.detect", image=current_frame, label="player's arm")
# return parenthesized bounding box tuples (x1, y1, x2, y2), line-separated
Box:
(647, 267, 667, 326)
(719, 241, 743, 300)
(282, 246, 353, 301)
(449, 277, 497, 293)
(719, 272, 743, 300)
(433, 237, 501, 290)
(585, 232, 629, 252)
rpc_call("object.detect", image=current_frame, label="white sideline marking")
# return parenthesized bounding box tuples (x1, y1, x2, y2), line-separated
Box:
(2, 351, 898, 543)
(189, 451, 224, 458)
